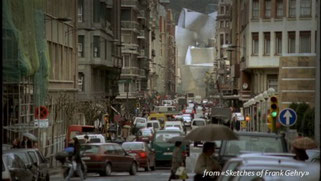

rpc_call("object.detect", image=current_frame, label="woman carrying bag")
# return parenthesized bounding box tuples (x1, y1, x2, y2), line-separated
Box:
(169, 141, 187, 181)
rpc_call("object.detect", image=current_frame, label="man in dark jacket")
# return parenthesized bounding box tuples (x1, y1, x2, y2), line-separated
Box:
(65, 137, 84, 181)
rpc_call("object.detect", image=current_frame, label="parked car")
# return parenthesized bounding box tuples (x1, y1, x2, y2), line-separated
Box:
(9, 149, 41, 180)
(134, 117, 147, 129)
(24, 149, 50, 181)
(76, 134, 106, 143)
(80, 143, 138, 176)
(218, 132, 288, 167)
(146, 120, 161, 132)
(2, 151, 35, 181)
(122, 142, 156, 171)
(191, 118, 206, 130)
(218, 153, 319, 181)
(150, 130, 186, 166)
(136, 128, 154, 143)
(164, 121, 185, 133)
(2, 155, 12, 181)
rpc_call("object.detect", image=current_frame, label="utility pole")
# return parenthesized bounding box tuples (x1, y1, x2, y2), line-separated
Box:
(315, 1, 320, 146)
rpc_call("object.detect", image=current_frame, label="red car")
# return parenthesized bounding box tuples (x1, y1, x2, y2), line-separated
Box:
(122, 142, 156, 171)
(136, 128, 154, 143)
(80, 143, 138, 176)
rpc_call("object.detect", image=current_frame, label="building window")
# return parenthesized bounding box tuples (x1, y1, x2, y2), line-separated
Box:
(300, 31, 311, 53)
(220, 34, 224, 46)
(78, 72, 85, 91)
(93, 0, 100, 22)
(136, 80, 140, 91)
(123, 55, 130, 67)
(220, 21, 224, 28)
(226, 22, 229, 28)
(252, 0, 259, 19)
(276, 0, 284, 18)
(105, 39, 107, 60)
(288, 32, 296, 53)
(289, 0, 296, 17)
(267, 75, 278, 92)
(93, 36, 100, 57)
(300, 0, 312, 17)
(225, 34, 229, 44)
(124, 82, 129, 92)
(275, 32, 282, 55)
(264, 32, 271, 55)
(78, 0, 84, 22)
(264, 0, 272, 18)
(252, 33, 259, 55)
(78, 35, 84, 57)
(220, 6, 225, 14)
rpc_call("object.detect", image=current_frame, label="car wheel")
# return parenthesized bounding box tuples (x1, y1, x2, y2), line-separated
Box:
(144, 160, 150, 172)
(101, 163, 111, 176)
(129, 162, 137, 175)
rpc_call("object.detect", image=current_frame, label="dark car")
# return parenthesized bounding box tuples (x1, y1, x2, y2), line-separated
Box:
(218, 132, 288, 166)
(150, 129, 186, 166)
(122, 142, 156, 171)
(25, 149, 50, 181)
(8, 149, 39, 180)
(2, 152, 35, 181)
(80, 143, 138, 176)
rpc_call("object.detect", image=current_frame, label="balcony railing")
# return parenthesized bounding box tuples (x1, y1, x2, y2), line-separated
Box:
(121, 0, 139, 8)
(121, 43, 139, 54)
(121, 21, 139, 31)
(137, 30, 145, 39)
(139, 69, 145, 77)
(138, 49, 146, 58)
(138, 10, 145, 19)
(121, 67, 140, 76)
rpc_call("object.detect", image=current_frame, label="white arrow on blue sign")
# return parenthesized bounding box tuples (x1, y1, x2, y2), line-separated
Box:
(278, 108, 297, 127)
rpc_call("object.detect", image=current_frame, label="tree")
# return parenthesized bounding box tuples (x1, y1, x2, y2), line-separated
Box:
(302, 107, 315, 137)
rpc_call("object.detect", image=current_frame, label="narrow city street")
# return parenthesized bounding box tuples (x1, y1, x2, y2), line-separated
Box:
(51, 169, 195, 181)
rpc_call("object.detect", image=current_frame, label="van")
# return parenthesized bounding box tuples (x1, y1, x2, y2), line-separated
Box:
(191, 118, 206, 130)
(162, 100, 174, 106)
(67, 125, 95, 146)
(148, 113, 167, 128)
(146, 120, 161, 131)
(164, 121, 184, 133)
(133, 117, 147, 129)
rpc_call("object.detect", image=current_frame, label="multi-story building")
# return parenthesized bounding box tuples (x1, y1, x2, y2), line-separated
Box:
(230, 0, 317, 104)
(117, 0, 151, 115)
(77, 0, 122, 123)
(165, 9, 177, 96)
(2, 0, 78, 159)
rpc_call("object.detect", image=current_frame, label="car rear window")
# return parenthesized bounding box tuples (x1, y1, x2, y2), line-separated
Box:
(223, 136, 284, 156)
(153, 123, 159, 128)
(15, 153, 30, 165)
(27, 151, 38, 163)
(122, 143, 144, 151)
(81, 145, 100, 154)
(154, 132, 181, 142)
(89, 138, 101, 143)
(193, 120, 205, 126)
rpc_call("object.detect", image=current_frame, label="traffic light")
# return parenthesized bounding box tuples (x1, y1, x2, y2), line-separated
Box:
(269, 96, 279, 133)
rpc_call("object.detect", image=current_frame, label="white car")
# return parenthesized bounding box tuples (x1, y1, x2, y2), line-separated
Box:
(191, 118, 206, 130)
(164, 121, 184, 132)
(134, 117, 147, 128)
(146, 120, 161, 132)
(182, 114, 192, 126)
(76, 134, 106, 143)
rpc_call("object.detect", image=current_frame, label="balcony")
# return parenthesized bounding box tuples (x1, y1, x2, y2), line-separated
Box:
(121, 43, 139, 54)
(138, 10, 146, 20)
(137, 30, 145, 39)
(121, 21, 139, 32)
(137, 49, 147, 59)
(121, 0, 139, 9)
(139, 69, 146, 78)
(121, 67, 140, 77)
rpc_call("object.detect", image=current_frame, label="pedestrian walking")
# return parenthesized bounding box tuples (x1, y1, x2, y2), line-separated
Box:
(168, 141, 186, 181)
(65, 137, 85, 181)
(194, 142, 221, 181)
(12, 138, 20, 148)
(84, 135, 90, 143)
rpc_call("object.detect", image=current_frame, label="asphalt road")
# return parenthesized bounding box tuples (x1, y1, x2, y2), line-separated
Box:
(51, 168, 195, 181)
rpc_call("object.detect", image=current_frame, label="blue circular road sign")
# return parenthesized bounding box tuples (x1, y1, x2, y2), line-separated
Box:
(278, 108, 297, 127)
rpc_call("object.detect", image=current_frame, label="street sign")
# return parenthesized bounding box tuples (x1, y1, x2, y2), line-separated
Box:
(35, 119, 49, 128)
(278, 108, 297, 127)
